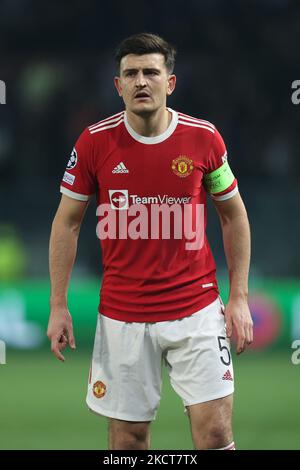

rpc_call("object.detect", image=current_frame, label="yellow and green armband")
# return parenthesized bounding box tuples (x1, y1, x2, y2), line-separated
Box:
(203, 161, 235, 194)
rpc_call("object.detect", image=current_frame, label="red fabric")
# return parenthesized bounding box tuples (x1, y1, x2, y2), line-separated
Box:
(60, 110, 237, 322)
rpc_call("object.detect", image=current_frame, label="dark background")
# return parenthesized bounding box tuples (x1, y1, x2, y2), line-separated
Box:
(1, 0, 300, 451)
(1, 0, 299, 280)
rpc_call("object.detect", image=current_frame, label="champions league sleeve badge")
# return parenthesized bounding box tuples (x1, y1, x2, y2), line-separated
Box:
(67, 148, 78, 169)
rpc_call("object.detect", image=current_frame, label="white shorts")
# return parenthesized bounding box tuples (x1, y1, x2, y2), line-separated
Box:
(86, 297, 234, 422)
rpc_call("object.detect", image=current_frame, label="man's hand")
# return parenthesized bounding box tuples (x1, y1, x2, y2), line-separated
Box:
(224, 298, 253, 355)
(47, 308, 76, 361)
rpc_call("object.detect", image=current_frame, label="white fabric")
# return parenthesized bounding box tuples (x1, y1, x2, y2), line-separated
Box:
(86, 297, 234, 422)
(60, 186, 91, 201)
(124, 108, 178, 144)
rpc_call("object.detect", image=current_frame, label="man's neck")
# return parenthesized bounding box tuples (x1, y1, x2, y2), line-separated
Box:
(126, 107, 172, 137)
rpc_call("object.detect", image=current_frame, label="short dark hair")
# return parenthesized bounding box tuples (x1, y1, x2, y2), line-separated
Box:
(115, 33, 176, 74)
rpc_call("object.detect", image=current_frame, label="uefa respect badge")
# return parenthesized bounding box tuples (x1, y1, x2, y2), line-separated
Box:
(0, 80, 6, 104)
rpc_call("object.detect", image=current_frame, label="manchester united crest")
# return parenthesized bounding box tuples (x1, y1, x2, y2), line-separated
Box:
(93, 381, 107, 398)
(172, 156, 194, 178)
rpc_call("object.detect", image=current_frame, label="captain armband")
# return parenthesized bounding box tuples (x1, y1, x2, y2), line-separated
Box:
(203, 161, 235, 194)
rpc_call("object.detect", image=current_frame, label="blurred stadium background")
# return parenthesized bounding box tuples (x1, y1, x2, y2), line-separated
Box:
(1, 0, 300, 450)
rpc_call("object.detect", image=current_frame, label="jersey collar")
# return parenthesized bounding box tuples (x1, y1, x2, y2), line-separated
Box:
(124, 108, 178, 145)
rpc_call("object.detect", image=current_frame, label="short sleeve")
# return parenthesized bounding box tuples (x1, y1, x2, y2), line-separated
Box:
(203, 128, 238, 201)
(60, 128, 97, 201)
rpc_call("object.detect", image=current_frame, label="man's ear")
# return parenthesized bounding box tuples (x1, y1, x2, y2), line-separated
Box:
(114, 77, 122, 97)
(167, 74, 176, 96)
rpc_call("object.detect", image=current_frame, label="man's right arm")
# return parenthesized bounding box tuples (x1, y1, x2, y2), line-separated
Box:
(47, 194, 89, 361)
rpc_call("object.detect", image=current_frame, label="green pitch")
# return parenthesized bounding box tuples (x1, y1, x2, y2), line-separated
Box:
(0, 349, 299, 449)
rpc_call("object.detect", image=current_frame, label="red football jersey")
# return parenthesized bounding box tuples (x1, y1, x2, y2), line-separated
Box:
(60, 108, 238, 322)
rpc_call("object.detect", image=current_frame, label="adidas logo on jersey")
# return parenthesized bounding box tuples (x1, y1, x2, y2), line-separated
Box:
(112, 162, 129, 174)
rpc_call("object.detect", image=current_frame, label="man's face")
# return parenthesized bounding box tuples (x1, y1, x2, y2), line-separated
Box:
(114, 53, 176, 116)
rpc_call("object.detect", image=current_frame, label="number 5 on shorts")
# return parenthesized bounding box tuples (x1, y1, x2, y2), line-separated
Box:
(217, 336, 231, 366)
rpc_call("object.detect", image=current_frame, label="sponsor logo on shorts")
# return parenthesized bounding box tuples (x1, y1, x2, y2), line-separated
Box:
(93, 380, 107, 398)
(222, 369, 233, 381)
(63, 171, 75, 185)
(171, 156, 194, 178)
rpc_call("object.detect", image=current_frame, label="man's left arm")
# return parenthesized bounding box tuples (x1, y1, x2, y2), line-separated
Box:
(213, 192, 253, 354)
